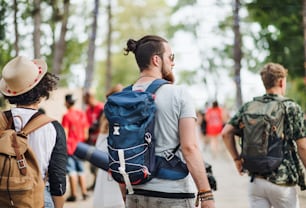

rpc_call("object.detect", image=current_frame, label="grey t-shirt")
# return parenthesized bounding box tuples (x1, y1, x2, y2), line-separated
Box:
(133, 82, 197, 193)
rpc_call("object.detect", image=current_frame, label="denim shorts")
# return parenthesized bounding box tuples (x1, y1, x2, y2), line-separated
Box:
(44, 186, 54, 208)
(67, 155, 85, 174)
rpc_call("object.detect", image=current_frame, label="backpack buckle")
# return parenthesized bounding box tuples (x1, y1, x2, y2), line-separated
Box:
(113, 124, 120, 136)
(17, 158, 26, 169)
(164, 151, 174, 161)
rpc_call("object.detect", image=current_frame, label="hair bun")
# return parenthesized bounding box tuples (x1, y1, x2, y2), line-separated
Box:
(126, 39, 137, 53)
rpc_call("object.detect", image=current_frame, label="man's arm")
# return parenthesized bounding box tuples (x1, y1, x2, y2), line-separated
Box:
(296, 137, 306, 168)
(221, 124, 244, 175)
(179, 117, 215, 208)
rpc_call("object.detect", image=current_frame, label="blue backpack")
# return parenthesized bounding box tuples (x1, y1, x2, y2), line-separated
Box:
(104, 79, 169, 192)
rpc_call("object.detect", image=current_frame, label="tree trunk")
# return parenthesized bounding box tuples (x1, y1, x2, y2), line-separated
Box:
(13, 0, 19, 56)
(105, 0, 112, 92)
(303, 0, 306, 84)
(233, 0, 243, 108)
(33, 0, 41, 58)
(52, 0, 70, 75)
(84, 0, 99, 91)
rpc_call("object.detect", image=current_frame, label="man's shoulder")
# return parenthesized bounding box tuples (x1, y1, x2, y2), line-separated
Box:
(228, 100, 255, 125)
(239, 99, 254, 111)
(158, 84, 186, 94)
(282, 99, 301, 109)
(157, 84, 193, 103)
(242, 94, 293, 108)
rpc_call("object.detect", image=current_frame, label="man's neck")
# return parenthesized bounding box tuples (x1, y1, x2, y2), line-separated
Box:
(137, 70, 162, 84)
(266, 87, 283, 96)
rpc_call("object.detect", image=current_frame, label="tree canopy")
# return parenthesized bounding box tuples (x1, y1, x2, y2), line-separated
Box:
(246, 0, 305, 110)
(0, 0, 304, 110)
(246, 0, 304, 78)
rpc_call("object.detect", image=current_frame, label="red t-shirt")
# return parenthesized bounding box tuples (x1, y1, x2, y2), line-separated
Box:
(62, 108, 89, 155)
(85, 102, 104, 126)
(205, 107, 223, 136)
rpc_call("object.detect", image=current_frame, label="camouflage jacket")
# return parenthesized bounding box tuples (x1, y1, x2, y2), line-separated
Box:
(229, 94, 306, 190)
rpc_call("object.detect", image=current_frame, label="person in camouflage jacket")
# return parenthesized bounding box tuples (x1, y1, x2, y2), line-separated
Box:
(222, 63, 306, 208)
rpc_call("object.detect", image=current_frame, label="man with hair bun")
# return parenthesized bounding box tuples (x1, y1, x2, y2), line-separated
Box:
(122, 35, 215, 208)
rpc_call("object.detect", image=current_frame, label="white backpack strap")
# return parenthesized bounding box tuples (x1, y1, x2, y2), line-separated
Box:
(118, 149, 134, 194)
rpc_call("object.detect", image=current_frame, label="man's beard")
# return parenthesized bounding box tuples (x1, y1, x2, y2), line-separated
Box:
(162, 66, 175, 83)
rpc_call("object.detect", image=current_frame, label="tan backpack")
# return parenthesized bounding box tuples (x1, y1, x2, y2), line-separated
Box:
(0, 111, 53, 208)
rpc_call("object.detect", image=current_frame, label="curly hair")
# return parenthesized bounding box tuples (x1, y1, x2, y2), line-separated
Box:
(4, 72, 59, 105)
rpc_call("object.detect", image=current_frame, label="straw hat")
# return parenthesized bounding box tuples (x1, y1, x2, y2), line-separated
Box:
(0, 56, 47, 96)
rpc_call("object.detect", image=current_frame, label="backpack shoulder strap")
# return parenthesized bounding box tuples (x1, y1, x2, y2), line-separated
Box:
(123, 85, 132, 91)
(123, 79, 169, 93)
(21, 112, 54, 136)
(254, 95, 292, 103)
(146, 79, 169, 93)
(0, 111, 9, 130)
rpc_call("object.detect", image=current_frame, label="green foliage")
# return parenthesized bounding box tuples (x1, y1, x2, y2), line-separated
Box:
(172, 0, 197, 10)
(167, 0, 198, 37)
(1, 0, 173, 92)
(286, 78, 306, 111)
(0, 0, 7, 41)
(0, 41, 13, 70)
(95, 51, 138, 99)
(177, 70, 197, 85)
(110, 52, 139, 85)
(96, 0, 172, 93)
(57, 38, 88, 86)
(113, 0, 171, 44)
(246, 0, 304, 78)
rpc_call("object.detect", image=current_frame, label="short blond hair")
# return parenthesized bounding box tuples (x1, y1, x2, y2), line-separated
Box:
(260, 63, 288, 89)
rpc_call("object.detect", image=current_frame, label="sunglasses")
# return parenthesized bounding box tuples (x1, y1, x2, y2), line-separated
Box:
(169, 53, 175, 62)
(155, 53, 175, 62)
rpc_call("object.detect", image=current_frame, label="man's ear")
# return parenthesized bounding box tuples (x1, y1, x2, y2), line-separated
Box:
(151, 55, 160, 67)
(279, 78, 284, 88)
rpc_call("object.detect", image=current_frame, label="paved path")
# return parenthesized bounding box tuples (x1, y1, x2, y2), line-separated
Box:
(64, 145, 306, 208)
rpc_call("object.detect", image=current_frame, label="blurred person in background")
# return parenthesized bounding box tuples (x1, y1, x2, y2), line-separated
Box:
(205, 101, 227, 157)
(62, 94, 89, 202)
(83, 90, 104, 190)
